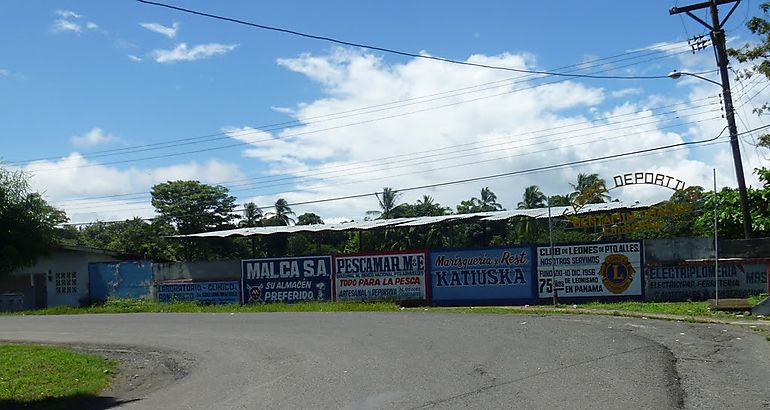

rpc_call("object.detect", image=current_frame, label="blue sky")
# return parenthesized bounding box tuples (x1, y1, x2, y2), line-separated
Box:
(1, 1, 768, 224)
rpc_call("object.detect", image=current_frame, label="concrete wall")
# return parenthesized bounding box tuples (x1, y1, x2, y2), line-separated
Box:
(8, 248, 122, 308)
(644, 237, 770, 301)
(153, 260, 241, 282)
(644, 237, 770, 265)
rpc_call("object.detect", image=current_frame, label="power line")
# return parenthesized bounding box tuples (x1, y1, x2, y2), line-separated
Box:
(21, 49, 699, 173)
(61, 113, 724, 214)
(53, 99, 721, 207)
(63, 121, 757, 225)
(8, 43, 694, 167)
(137, 0, 677, 81)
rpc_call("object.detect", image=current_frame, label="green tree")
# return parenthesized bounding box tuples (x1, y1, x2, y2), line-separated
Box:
(151, 180, 239, 260)
(240, 202, 264, 228)
(297, 212, 323, 225)
(73, 218, 178, 261)
(728, 2, 770, 148)
(265, 198, 295, 226)
(569, 173, 610, 208)
(238, 202, 265, 258)
(414, 195, 451, 216)
(517, 185, 547, 209)
(457, 187, 505, 214)
(151, 180, 239, 234)
(548, 194, 571, 206)
(367, 187, 403, 219)
(0, 168, 68, 275)
(473, 187, 504, 211)
(694, 168, 770, 237)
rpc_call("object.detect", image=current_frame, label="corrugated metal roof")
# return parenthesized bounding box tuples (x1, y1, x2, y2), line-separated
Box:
(171, 200, 657, 238)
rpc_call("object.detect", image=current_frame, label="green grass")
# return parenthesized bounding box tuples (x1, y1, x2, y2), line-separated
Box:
(6, 297, 400, 315)
(4, 297, 768, 322)
(0, 344, 115, 408)
(578, 300, 716, 316)
(748, 293, 769, 307)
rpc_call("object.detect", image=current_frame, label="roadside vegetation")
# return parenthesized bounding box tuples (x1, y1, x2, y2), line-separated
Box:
(4, 297, 767, 322)
(5, 298, 401, 315)
(0, 344, 115, 410)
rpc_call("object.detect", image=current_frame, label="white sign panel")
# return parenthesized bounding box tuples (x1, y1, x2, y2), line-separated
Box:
(333, 251, 427, 302)
(537, 242, 642, 298)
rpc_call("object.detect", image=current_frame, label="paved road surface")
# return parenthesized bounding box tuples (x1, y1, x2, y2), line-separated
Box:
(1, 312, 769, 409)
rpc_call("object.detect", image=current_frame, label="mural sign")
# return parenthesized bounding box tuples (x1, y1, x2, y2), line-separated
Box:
(334, 250, 427, 302)
(157, 281, 240, 304)
(429, 247, 535, 305)
(537, 242, 643, 298)
(241, 256, 332, 304)
(647, 263, 769, 301)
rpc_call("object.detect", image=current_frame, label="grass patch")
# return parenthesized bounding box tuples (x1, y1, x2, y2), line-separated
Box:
(5, 298, 400, 316)
(425, 300, 764, 322)
(748, 293, 769, 307)
(4, 297, 767, 322)
(0, 344, 115, 409)
(577, 300, 715, 316)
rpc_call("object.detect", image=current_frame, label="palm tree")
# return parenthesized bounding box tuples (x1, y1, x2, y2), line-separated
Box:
(415, 195, 450, 216)
(266, 198, 295, 226)
(548, 195, 571, 207)
(240, 202, 263, 227)
(569, 173, 610, 207)
(239, 202, 263, 258)
(517, 185, 547, 209)
(472, 187, 504, 212)
(366, 187, 402, 219)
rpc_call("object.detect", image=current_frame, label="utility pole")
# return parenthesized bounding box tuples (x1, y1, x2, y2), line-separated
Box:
(670, 0, 753, 239)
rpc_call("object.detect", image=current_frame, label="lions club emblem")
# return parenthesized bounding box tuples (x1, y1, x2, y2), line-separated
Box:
(599, 254, 635, 294)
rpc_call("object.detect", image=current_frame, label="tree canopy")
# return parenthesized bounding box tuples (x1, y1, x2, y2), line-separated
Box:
(727, 1, 770, 148)
(0, 168, 68, 275)
(151, 180, 239, 234)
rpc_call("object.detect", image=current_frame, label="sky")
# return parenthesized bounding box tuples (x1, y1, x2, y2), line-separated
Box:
(1, 0, 769, 226)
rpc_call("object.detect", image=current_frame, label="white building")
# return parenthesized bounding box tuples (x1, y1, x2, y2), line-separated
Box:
(1, 245, 126, 309)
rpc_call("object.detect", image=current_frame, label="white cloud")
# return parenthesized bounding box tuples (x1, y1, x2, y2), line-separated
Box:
(151, 43, 237, 63)
(140, 22, 180, 39)
(55, 10, 82, 19)
(128, 54, 143, 62)
(22, 154, 245, 224)
(52, 19, 81, 33)
(611, 88, 643, 98)
(86, 22, 99, 30)
(221, 48, 737, 221)
(70, 128, 120, 147)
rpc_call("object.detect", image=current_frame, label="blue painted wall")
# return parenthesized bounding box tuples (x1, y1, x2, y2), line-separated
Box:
(88, 261, 152, 301)
(429, 246, 536, 306)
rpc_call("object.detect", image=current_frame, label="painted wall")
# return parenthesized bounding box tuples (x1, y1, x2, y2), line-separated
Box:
(536, 241, 643, 300)
(89, 261, 153, 301)
(241, 256, 331, 303)
(334, 250, 428, 303)
(10, 248, 121, 308)
(153, 260, 241, 282)
(429, 246, 535, 306)
(157, 281, 240, 304)
(646, 263, 768, 301)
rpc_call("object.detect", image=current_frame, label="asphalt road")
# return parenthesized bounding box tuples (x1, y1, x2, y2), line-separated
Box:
(1, 312, 769, 409)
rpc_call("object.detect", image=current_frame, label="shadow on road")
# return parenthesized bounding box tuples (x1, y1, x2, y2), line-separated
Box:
(0, 395, 141, 410)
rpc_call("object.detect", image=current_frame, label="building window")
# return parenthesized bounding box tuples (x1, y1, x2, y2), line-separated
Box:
(55, 272, 77, 294)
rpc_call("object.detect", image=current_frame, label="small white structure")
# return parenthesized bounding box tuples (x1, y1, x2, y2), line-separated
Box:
(6, 246, 124, 309)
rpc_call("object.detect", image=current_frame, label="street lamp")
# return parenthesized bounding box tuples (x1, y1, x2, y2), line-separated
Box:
(668, 69, 753, 239)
